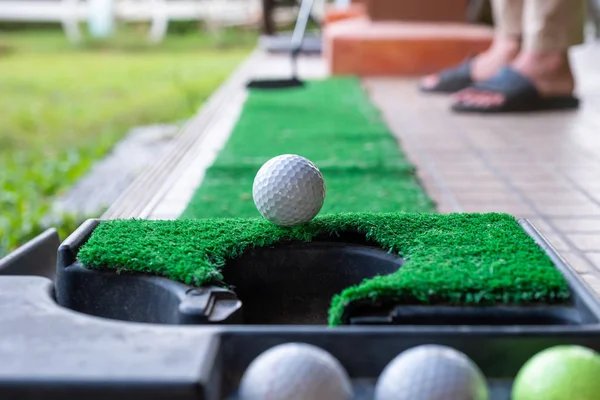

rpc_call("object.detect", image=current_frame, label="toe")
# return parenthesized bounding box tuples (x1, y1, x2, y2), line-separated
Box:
(452, 89, 506, 109)
(451, 88, 474, 101)
(420, 75, 440, 89)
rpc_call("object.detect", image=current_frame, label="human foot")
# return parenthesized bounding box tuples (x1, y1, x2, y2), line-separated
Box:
(420, 36, 519, 92)
(451, 51, 576, 110)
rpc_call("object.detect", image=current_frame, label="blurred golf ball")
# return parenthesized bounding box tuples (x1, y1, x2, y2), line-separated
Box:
(252, 154, 326, 227)
(374, 344, 489, 400)
(238, 342, 353, 400)
(512, 345, 600, 400)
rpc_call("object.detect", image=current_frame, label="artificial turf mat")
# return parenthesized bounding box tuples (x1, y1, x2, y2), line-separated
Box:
(76, 77, 571, 325)
(184, 167, 433, 218)
(77, 212, 570, 326)
(180, 77, 435, 218)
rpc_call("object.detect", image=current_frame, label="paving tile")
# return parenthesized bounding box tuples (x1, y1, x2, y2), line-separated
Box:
(585, 252, 600, 270)
(561, 252, 596, 275)
(417, 176, 446, 192)
(492, 164, 549, 175)
(510, 179, 574, 191)
(549, 218, 600, 233)
(567, 174, 600, 188)
(431, 159, 491, 170)
(420, 150, 481, 162)
(432, 158, 488, 168)
(419, 139, 470, 151)
(500, 170, 567, 184)
(443, 178, 510, 190)
(418, 186, 445, 204)
(580, 273, 600, 296)
(524, 190, 594, 205)
(482, 152, 535, 164)
(565, 234, 600, 252)
(453, 191, 523, 204)
(459, 202, 534, 216)
(489, 161, 546, 169)
(436, 203, 460, 214)
(561, 166, 600, 180)
(437, 170, 498, 181)
(539, 233, 572, 252)
(584, 190, 600, 204)
(535, 203, 600, 217)
(460, 129, 511, 150)
(410, 129, 460, 139)
(525, 217, 554, 234)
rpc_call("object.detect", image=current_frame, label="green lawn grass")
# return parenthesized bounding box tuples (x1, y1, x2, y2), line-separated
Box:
(0, 28, 253, 257)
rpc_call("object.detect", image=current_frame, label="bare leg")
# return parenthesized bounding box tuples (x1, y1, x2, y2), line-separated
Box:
(421, 0, 523, 90)
(453, 0, 583, 108)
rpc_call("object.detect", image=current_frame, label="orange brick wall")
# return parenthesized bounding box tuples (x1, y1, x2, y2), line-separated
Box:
(324, 18, 494, 76)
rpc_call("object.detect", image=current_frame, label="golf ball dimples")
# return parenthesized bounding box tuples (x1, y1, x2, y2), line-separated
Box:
(238, 342, 353, 400)
(253, 154, 326, 226)
(511, 345, 600, 400)
(374, 344, 489, 400)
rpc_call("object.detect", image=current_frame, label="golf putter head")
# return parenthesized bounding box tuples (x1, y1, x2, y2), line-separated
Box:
(246, 49, 305, 90)
(247, 0, 312, 91)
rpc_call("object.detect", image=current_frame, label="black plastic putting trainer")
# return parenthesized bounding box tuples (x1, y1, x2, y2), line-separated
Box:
(1, 219, 600, 399)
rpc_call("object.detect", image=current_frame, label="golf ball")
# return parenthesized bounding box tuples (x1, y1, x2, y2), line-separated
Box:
(252, 154, 326, 227)
(238, 342, 353, 400)
(374, 344, 489, 400)
(511, 345, 600, 400)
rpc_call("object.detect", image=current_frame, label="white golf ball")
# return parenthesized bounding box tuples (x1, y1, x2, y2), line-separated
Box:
(252, 154, 326, 227)
(374, 345, 489, 400)
(238, 342, 353, 400)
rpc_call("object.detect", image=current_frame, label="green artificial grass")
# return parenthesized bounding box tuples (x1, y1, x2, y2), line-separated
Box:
(180, 77, 435, 218)
(75, 77, 571, 326)
(78, 212, 571, 326)
(185, 167, 433, 217)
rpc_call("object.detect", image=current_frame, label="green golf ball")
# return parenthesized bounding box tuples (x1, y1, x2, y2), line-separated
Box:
(512, 345, 600, 400)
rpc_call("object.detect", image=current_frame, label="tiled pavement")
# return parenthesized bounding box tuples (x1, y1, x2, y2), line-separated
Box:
(143, 42, 600, 294)
(365, 41, 600, 293)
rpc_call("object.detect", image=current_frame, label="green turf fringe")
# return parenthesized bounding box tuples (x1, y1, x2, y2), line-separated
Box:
(78, 213, 570, 326)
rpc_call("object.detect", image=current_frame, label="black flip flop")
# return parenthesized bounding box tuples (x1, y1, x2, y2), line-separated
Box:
(451, 66, 580, 113)
(420, 59, 474, 93)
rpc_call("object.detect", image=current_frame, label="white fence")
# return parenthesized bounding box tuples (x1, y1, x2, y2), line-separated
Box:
(0, 0, 266, 43)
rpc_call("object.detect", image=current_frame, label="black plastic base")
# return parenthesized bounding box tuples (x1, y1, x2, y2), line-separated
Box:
(0, 227, 59, 280)
(54, 219, 600, 328)
(2, 219, 600, 399)
(55, 222, 404, 325)
(350, 305, 583, 326)
(58, 264, 243, 325)
(219, 239, 402, 324)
